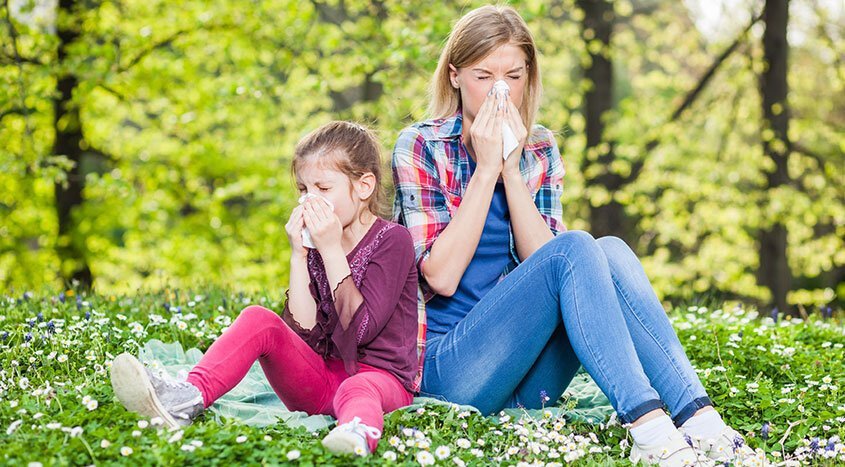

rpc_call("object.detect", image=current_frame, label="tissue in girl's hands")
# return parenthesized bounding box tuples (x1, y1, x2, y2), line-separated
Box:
(297, 193, 334, 249)
(493, 80, 520, 160)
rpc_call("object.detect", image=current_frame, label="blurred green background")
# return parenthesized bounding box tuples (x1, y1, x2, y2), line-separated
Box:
(1, 0, 842, 311)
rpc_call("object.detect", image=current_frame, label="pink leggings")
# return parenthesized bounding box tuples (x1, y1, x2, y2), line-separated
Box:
(186, 305, 413, 452)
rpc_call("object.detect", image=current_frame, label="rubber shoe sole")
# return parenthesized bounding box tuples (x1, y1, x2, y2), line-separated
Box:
(110, 353, 181, 429)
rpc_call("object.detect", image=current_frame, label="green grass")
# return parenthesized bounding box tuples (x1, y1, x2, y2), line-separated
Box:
(1, 288, 843, 465)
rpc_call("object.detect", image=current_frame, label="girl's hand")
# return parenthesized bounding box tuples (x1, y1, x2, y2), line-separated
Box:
(302, 196, 343, 254)
(503, 98, 528, 177)
(468, 90, 505, 177)
(285, 205, 307, 258)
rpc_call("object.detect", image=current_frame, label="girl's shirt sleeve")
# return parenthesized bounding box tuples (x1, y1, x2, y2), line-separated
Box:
(330, 226, 416, 375)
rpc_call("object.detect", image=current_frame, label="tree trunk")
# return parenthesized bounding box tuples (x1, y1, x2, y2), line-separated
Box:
(53, 0, 92, 288)
(577, 0, 632, 241)
(758, 0, 791, 314)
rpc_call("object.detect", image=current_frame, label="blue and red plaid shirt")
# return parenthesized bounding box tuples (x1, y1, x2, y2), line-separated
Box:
(392, 111, 566, 302)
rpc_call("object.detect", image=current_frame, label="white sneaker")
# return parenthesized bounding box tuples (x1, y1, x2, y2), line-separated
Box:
(679, 425, 758, 463)
(321, 417, 381, 456)
(110, 353, 204, 429)
(630, 428, 713, 466)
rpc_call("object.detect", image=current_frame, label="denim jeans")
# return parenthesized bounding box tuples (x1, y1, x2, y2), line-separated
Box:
(420, 230, 711, 425)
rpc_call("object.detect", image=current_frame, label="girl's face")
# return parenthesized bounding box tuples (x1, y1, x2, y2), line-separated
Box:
(295, 157, 372, 228)
(450, 43, 529, 122)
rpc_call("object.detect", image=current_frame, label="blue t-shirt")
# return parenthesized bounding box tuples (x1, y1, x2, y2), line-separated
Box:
(426, 156, 516, 336)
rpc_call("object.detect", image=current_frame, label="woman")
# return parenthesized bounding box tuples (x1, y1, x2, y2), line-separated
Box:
(392, 5, 750, 466)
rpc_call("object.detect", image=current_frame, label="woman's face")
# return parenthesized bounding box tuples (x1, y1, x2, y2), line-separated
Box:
(450, 43, 528, 122)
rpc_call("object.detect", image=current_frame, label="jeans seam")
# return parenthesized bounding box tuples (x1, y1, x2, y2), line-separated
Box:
(609, 274, 699, 407)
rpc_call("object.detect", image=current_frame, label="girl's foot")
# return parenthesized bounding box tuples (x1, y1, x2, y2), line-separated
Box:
(321, 417, 381, 456)
(110, 353, 204, 429)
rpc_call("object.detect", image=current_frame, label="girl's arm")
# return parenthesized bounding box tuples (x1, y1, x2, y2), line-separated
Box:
(283, 204, 318, 329)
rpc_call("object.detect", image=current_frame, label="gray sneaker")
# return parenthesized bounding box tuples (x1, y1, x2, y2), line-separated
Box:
(110, 353, 204, 429)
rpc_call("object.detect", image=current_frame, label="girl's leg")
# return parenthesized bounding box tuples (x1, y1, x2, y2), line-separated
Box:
(331, 366, 413, 453)
(186, 305, 341, 414)
(422, 230, 663, 424)
(595, 236, 711, 426)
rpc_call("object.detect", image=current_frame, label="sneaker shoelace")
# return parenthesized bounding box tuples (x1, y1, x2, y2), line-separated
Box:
(340, 416, 382, 440)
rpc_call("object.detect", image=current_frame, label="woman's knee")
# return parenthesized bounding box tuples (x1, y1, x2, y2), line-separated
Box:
(596, 236, 640, 270)
(545, 230, 603, 262)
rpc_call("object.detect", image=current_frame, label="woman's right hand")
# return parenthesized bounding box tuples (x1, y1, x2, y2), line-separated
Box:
(468, 89, 505, 177)
(285, 204, 307, 258)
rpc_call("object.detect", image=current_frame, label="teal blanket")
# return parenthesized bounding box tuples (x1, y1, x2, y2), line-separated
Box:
(138, 339, 612, 431)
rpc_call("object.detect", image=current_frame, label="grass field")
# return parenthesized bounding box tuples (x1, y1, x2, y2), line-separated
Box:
(1, 289, 843, 465)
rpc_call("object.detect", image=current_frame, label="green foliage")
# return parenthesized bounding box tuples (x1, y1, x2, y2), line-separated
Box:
(0, 1, 843, 306)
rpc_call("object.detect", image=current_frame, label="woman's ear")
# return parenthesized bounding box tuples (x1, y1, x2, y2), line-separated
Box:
(448, 64, 460, 89)
(355, 172, 377, 202)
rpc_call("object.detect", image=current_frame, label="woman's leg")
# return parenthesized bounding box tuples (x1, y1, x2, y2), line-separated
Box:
(422, 230, 663, 424)
(331, 366, 414, 453)
(186, 305, 342, 414)
(596, 236, 711, 426)
(504, 324, 581, 410)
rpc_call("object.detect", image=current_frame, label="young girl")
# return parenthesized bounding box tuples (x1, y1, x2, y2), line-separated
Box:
(392, 5, 749, 466)
(111, 121, 421, 456)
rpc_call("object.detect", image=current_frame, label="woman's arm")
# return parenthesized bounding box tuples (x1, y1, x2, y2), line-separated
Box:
(501, 103, 565, 260)
(502, 171, 554, 261)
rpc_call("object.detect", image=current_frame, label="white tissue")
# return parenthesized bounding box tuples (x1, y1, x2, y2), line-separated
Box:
(493, 80, 520, 160)
(298, 193, 334, 249)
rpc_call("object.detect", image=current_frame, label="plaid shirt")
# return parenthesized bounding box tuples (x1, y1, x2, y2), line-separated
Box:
(392, 111, 566, 302)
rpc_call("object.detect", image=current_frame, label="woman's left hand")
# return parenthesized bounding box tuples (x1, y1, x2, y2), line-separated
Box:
(503, 98, 528, 177)
(302, 196, 343, 253)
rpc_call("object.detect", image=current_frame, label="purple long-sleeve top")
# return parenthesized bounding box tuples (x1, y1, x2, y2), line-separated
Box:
(282, 218, 420, 393)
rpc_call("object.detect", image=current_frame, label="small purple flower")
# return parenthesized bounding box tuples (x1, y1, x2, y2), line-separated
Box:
(1, 331, 8, 341)
(28, 319, 35, 328)
(761, 422, 770, 440)
(810, 437, 820, 453)
(770, 307, 779, 322)
(826, 440, 836, 452)
(823, 306, 833, 319)
(36, 312, 44, 322)
(683, 434, 693, 447)
(76, 297, 82, 310)
(58, 292, 66, 304)
(24, 332, 32, 343)
(46, 321, 55, 333)
(516, 402, 525, 409)
(163, 302, 170, 312)
(84, 311, 91, 320)
(539, 389, 550, 404)
(23, 292, 33, 301)
(732, 435, 745, 450)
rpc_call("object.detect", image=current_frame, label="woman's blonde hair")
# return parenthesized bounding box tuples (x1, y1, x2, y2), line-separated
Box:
(429, 5, 542, 131)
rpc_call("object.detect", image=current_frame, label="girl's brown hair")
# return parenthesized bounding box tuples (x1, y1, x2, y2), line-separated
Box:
(429, 5, 542, 131)
(292, 121, 388, 219)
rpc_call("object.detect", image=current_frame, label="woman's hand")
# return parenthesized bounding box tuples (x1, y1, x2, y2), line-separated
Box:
(503, 98, 528, 177)
(468, 90, 505, 177)
(302, 196, 343, 254)
(285, 204, 307, 258)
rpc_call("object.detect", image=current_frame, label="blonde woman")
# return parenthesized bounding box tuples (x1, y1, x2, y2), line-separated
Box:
(392, 5, 749, 466)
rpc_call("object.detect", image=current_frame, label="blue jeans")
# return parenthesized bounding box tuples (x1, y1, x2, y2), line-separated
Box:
(420, 230, 711, 425)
